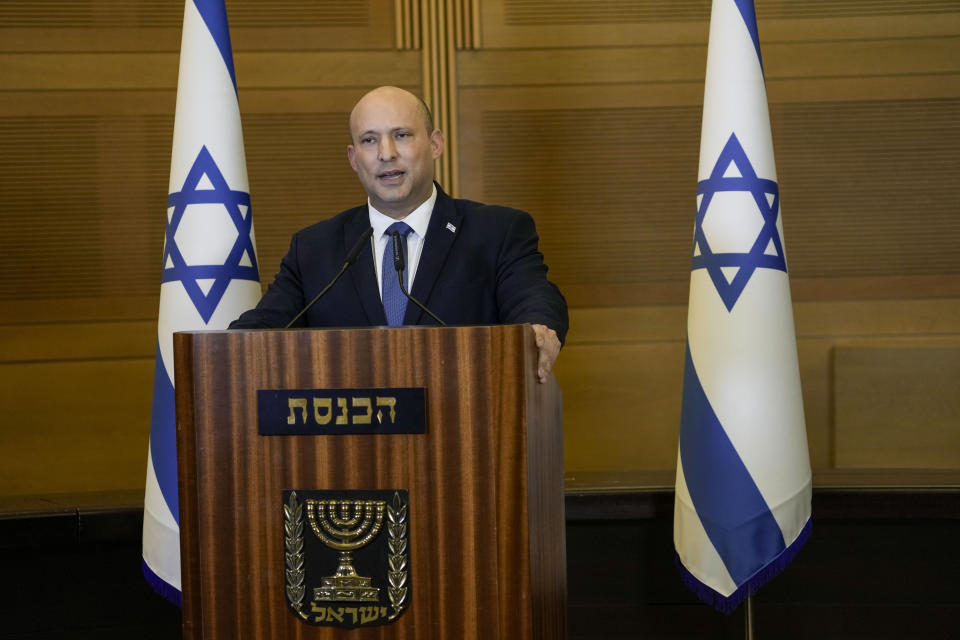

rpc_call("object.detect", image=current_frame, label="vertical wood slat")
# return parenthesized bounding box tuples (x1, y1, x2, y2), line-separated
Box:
(412, 0, 421, 50)
(453, 0, 479, 50)
(395, 0, 420, 50)
(418, 0, 459, 196)
(445, 2, 462, 193)
(395, 0, 405, 49)
(454, 0, 464, 49)
(470, 0, 481, 48)
(174, 325, 565, 639)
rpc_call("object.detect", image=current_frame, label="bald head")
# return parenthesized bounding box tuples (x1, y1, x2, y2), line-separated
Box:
(349, 86, 434, 142)
(346, 85, 445, 219)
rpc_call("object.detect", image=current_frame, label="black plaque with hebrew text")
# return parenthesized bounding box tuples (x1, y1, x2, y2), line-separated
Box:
(258, 388, 426, 436)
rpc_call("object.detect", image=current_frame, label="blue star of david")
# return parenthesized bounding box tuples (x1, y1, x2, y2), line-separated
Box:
(692, 133, 786, 311)
(162, 145, 259, 323)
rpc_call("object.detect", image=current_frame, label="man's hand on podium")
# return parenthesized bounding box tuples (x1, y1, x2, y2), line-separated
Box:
(532, 324, 561, 384)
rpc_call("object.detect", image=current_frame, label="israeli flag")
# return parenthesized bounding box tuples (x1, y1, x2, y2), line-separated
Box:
(142, 0, 261, 604)
(673, 0, 812, 613)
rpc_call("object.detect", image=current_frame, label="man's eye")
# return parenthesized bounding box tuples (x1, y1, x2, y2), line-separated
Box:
(396, 132, 411, 138)
(361, 137, 375, 144)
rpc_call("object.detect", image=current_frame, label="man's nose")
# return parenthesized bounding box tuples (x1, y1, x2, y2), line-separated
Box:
(378, 137, 397, 160)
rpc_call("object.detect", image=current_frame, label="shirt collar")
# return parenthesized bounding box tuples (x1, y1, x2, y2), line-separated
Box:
(367, 185, 437, 240)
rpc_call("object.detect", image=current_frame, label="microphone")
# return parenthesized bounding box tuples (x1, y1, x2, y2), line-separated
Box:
(391, 229, 446, 326)
(284, 227, 374, 329)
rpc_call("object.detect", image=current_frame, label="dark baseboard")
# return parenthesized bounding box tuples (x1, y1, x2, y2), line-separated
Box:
(2, 487, 958, 639)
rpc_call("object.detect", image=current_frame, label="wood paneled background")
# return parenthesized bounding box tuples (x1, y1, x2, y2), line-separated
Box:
(1, 0, 958, 500)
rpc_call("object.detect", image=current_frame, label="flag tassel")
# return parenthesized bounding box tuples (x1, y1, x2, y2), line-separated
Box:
(675, 518, 812, 614)
(142, 560, 184, 607)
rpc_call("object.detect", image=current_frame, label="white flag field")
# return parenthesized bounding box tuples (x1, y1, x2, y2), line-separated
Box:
(142, 0, 261, 604)
(673, 0, 812, 613)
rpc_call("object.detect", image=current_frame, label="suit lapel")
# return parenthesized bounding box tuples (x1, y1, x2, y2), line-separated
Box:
(345, 207, 386, 326)
(406, 186, 462, 325)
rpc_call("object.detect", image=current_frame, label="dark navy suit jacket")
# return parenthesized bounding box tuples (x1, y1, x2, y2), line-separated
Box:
(229, 186, 568, 344)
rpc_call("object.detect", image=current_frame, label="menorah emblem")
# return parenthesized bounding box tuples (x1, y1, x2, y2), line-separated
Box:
(306, 498, 387, 602)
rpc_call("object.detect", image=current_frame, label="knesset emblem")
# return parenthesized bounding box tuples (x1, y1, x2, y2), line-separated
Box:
(283, 489, 410, 627)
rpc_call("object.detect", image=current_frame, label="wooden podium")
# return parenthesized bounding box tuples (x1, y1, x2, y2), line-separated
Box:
(174, 324, 566, 639)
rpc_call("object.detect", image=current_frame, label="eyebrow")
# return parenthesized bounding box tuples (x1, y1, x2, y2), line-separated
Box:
(358, 126, 414, 138)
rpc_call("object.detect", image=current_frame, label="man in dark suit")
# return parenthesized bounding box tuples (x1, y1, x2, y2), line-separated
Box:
(230, 86, 567, 382)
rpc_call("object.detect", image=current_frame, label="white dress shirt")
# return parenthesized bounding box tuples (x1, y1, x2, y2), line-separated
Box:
(368, 185, 437, 301)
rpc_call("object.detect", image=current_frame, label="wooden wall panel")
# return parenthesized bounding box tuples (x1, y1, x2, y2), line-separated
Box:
(459, 2, 960, 480)
(2, 0, 960, 501)
(0, 107, 380, 315)
(459, 96, 960, 306)
(0, 0, 375, 28)
(0, 114, 169, 303)
(498, 0, 960, 24)
(0, 317, 155, 496)
(0, 359, 153, 495)
(0, 0, 417, 501)
(558, 300, 960, 473)
(0, 51, 419, 90)
(0, 0, 394, 52)
(479, 0, 960, 48)
(243, 112, 367, 285)
(771, 98, 960, 279)
(834, 345, 960, 468)
(458, 38, 960, 87)
(557, 340, 684, 472)
(0, 321, 153, 363)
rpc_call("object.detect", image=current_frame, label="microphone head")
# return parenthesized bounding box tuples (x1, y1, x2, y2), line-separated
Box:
(391, 230, 406, 271)
(344, 226, 374, 267)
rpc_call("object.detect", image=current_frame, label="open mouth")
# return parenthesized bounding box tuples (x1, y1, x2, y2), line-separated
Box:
(378, 170, 405, 181)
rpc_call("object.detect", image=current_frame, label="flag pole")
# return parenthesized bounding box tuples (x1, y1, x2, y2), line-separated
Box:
(745, 595, 755, 640)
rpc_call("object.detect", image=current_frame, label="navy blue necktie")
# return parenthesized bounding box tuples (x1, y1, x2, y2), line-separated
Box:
(381, 221, 413, 326)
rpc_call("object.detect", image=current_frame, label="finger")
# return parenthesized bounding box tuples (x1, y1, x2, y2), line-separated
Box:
(537, 349, 551, 383)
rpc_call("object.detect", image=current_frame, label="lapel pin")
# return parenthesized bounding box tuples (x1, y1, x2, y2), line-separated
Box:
(446, 222, 457, 234)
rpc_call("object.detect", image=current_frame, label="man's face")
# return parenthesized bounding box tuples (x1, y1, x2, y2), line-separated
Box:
(347, 88, 444, 219)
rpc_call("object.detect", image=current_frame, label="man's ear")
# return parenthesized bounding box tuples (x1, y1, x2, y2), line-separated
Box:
(430, 129, 445, 160)
(346, 145, 357, 172)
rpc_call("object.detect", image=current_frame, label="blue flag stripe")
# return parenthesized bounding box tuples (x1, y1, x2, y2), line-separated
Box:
(162, 264, 259, 281)
(192, 0, 238, 93)
(149, 342, 180, 525)
(679, 342, 785, 585)
(733, 0, 764, 72)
